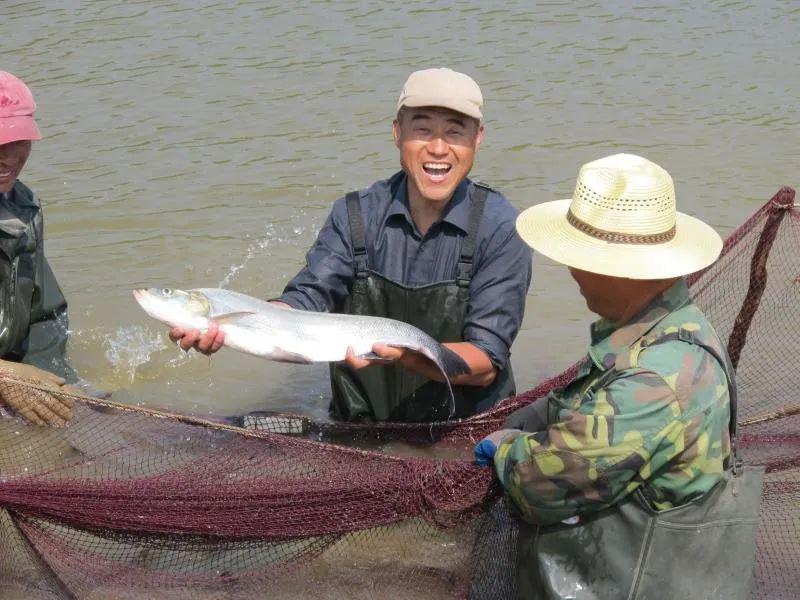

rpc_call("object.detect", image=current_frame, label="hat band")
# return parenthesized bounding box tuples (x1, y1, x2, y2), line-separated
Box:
(567, 209, 676, 245)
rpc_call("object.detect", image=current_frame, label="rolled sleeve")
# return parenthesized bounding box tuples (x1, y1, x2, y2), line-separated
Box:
(463, 221, 532, 368)
(278, 198, 354, 312)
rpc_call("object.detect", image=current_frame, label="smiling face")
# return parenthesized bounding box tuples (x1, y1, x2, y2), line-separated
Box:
(0, 140, 32, 194)
(392, 106, 483, 206)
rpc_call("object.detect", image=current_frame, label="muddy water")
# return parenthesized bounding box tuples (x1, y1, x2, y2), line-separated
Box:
(2, 0, 797, 421)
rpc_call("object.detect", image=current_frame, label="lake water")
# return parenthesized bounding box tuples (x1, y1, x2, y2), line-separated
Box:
(3, 0, 798, 419)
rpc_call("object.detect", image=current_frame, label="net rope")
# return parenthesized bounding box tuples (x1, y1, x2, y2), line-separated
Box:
(0, 188, 797, 599)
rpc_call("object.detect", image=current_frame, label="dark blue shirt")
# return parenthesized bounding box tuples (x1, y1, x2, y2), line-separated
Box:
(279, 171, 533, 368)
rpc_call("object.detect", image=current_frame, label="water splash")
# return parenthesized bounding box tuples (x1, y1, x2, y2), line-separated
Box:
(218, 211, 318, 288)
(219, 223, 278, 288)
(103, 325, 167, 384)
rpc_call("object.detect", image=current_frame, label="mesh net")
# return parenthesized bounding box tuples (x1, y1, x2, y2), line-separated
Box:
(0, 188, 797, 599)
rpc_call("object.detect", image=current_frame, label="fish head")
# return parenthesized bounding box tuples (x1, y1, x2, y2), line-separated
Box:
(133, 287, 211, 329)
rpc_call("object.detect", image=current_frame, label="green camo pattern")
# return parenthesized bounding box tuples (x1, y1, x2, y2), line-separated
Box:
(494, 279, 731, 525)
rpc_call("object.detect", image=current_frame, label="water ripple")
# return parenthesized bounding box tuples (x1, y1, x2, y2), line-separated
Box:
(2, 0, 798, 404)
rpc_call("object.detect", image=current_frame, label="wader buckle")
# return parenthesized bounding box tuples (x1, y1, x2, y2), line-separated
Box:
(353, 249, 369, 279)
(456, 260, 472, 287)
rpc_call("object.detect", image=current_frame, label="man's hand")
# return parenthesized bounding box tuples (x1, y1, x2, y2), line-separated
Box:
(0, 359, 76, 426)
(345, 342, 496, 387)
(167, 301, 290, 355)
(344, 344, 431, 371)
(169, 323, 225, 355)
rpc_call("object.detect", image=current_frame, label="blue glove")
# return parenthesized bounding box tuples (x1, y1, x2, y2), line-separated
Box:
(473, 429, 520, 467)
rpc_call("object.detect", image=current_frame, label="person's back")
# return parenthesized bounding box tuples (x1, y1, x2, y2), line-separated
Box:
(497, 280, 732, 521)
(476, 154, 763, 599)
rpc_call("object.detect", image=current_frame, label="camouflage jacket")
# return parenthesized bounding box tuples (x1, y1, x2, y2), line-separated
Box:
(494, 279, 732, 525)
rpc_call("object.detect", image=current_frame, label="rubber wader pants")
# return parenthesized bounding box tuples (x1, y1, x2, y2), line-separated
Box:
(329, 186, 515, 422)
(516, 328, 764, 600)
(0, 183, 74, 380)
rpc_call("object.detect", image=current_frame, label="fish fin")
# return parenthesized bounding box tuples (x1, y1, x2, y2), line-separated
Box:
(213, 311, 259, 325)
(387, 343, 471, 421)
(429, 346, 470, 421)
(356, 351, 393, 363)
(270, 348, 314, 364)
(443, 379, 459, 422)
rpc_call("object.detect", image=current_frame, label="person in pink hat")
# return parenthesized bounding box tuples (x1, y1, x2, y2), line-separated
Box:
(0, 71, 77, 426)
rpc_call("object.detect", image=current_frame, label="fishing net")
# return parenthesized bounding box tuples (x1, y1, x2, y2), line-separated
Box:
(0, 188, 797, 599)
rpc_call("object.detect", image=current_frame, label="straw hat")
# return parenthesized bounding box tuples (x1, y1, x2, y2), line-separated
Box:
(515, 153, 723, 279)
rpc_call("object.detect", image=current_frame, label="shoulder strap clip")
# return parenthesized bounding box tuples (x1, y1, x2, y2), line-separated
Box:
(456, 185, 489, 287)
(345, 191, 369, 279)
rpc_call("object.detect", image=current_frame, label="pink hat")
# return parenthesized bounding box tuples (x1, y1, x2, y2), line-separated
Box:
(0, 71, 42, 145)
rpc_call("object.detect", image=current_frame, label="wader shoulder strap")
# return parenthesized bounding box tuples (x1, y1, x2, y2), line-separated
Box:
(345, 191, 369, 279)
(457, 184, 489, 287)
(641, 329, 741, 472)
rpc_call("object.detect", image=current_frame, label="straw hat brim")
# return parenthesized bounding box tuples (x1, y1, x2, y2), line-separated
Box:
(516, 199, 723, 279)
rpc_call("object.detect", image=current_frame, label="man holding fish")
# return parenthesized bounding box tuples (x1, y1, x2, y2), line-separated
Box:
(171, 68, 532, 422)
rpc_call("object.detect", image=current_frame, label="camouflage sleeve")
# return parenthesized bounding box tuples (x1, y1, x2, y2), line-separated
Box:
(493, 346, 729, 525)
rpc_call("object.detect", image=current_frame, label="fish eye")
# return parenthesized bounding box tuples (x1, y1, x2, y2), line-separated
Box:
(163, 288, 173, 296)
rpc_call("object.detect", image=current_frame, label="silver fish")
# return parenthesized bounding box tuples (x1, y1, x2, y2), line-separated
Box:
(133, 287, 471, 416)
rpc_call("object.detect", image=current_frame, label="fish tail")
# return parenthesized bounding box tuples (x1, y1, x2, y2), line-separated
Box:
(443, 378, 458, 421)
(410, 343, 472, 420)
(435, 346, 471, 421)
(439, 346, 471, 377)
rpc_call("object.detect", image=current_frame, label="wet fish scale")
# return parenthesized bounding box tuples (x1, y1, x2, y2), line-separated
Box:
(133, 287, 470, 417)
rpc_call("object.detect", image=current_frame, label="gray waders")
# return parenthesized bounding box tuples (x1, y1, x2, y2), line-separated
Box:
(516, 328, 764, 600)
(0, 182, 73, 380)
(329, 185, 515, 422)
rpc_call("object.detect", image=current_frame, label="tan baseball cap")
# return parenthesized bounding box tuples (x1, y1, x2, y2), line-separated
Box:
(396, 68, 483, 120)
